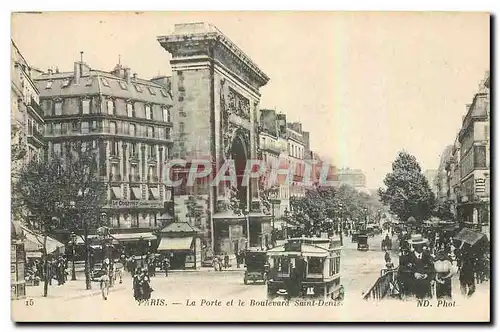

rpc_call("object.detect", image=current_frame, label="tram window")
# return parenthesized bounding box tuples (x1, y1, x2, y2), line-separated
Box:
(308, 257, 323, 274)
(329, 258, 334, 275)
(279, 258, 290, 273)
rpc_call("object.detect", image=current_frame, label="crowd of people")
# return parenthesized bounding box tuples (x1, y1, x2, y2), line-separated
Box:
(25, 256, 68, 286)
(393, 226, 490, 300)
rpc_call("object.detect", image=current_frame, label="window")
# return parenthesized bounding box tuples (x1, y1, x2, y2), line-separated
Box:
(82, 99, 90, 114)
(91, 121, 100, 132)
(134, 84, 142, 93)
(45, 81, 53, 89)
(147, 126, 154, 138)
(149, 145, 157, 159)
(148, 87, 156, 95)
(160, 90, 168, 97)
(55, 102, 62, 116)
(81, 121, 90, 134)
(119, 81, 128, 90)
(179, 122, 185, 133)
(62, 79, 70, 88)
(107, 100, 115, 115)
(165, 128, 170, 139)
(54, 123, 62, 134)
(53, 143, 61, 157)
(101, 77, 110, 87)
(27, 119, 33, 135)
(110, 121, 117, 134)
(110, 140, 119, 156)
(129, 124, 136, 136)
(130, 143, 137, 156)
(474, 146, 487, 168)
(162, 107, 170, 122)
(85, 78, 93, 86)
(145, 105, 152, 120)
(127, 103, 134, 117)
(71, 121, 80, 132)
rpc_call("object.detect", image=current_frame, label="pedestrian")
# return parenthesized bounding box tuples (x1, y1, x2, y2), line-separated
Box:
(139, 269, 153, 300)
(133, 268, 142, 301)
(434, 251, 454, 299)
(458, 246, 476, 297)
(408, 234, 435, 299)
(163, 257, 170, 277)
(224, 253, 230, 269)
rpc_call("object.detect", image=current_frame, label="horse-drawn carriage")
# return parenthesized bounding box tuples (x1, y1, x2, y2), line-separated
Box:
(266, 237, 344, 300)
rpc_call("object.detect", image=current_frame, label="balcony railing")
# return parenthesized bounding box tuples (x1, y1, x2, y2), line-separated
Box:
(109, 173, 122, 182)
(129, 174, 141, 182)
(29, 97, 44, 119)
(45, 126, 172, 142)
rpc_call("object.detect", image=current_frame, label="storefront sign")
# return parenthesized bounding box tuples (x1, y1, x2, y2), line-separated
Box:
(475, 177, 486, 194)
(111, 200, 164, 209)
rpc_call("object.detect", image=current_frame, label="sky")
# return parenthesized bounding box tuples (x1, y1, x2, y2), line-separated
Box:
(11, 12, 490, 189)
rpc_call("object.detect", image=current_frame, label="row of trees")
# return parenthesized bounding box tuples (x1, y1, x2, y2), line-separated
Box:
(285, 184, 385, 237)
(12, 142, 107, 296)
(378, 150, 454, 228)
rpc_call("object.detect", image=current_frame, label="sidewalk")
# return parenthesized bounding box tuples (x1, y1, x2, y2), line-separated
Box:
(25, 278, 127, 301)
(169, 266, 246, 273)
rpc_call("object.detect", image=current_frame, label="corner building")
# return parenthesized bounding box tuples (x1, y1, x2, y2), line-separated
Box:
(158, 23, 270, 255)
(35, 60, 173, 245)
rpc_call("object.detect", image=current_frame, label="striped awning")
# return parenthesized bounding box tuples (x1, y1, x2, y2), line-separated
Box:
(111, 232, 156, 242)
(157, 237, 193, 251)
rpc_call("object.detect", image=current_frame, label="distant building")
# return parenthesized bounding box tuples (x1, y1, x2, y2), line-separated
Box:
(337, 168, 367, 190)
(424, 169, 438, 195)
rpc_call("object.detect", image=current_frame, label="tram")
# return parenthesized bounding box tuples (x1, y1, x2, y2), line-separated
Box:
(266, 237, 344, 300)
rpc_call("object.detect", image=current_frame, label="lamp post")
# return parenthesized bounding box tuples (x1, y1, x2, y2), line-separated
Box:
(242, 210, 250, 249)
(269, 187, 280, 247)
(364, 208, 368, 229)
(70, 232, 77, 281)
(338, 205, 344, 246)
(283, 208, 290, 239)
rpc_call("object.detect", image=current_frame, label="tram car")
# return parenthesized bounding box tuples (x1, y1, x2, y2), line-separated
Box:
(266, 237, 344, 300)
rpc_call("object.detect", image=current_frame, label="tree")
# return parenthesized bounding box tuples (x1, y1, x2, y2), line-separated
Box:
(13, 143, 106, 294)
(186, 195, 205, 228)
(378, 151, 435, 225)
(433, 200, 454, 221)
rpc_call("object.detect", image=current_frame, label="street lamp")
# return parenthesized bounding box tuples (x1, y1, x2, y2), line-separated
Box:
(283, 208, 290, 239)
(70, 232, 77, 281)
(242, 209, 250, 249)
(269, 187, 280, 247)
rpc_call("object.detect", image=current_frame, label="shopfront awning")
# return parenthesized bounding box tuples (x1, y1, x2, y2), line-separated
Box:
(111, 232, 156, 242)
(149, 188, 159, 200)
(111, 187, 122, 199)
(131, 187, 142, 200)
(454, 228, 488, 246)
(22, 228, 65, 255)
(75, 235, 99, 245)
(157, 237, 193, 251)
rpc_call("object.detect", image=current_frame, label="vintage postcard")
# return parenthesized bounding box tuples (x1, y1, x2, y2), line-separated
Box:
(10, 11, 490, 322)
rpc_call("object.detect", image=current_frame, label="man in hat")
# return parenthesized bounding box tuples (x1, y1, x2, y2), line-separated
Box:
(408, 234, 435, 299)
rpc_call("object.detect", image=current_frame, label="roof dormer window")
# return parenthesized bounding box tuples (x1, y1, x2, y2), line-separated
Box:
(134, 84, 142, 93)
(45, 81, 53, 89)
(100, 77, 110, 87)
(148, 87, 156, 95)
(119, 81, 128, 90)
(160, 90, 168, 97)
(62, 79, 70, 88)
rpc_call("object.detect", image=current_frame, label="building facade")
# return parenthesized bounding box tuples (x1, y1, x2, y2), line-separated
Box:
(287, 122, 306, 198)
(457, 72, 490, 229)
(11, 40, 45, 172)
(35, 59, 174, 243)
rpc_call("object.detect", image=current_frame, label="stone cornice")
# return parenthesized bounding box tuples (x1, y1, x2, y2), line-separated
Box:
(157, 24, 270, 89)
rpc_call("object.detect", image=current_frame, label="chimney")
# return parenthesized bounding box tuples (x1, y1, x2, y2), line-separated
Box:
(47, 68, 53, 78)
(74, 62, 81, 85)
(133, 73, 137, 80)
(125, 68, 131, 83)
